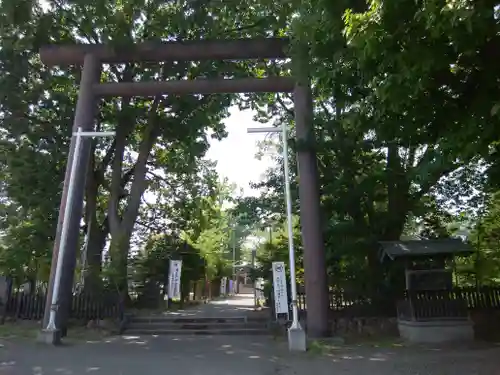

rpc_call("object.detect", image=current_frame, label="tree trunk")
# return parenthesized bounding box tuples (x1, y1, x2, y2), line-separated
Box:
(107, 101, 162, 300)
(384, 143, 411, 240)
(83, 139, 113, 295)
(83, 218, 109, 295)
(108, 229, 132, 299)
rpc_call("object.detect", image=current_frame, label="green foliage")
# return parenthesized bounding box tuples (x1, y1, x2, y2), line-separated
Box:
(235, 0, 500, 292)
(131, 234, 204, 293)
(250, 217, 303, 284)
(468, 192, 500, 286)
(129, 177, 250, 302)
(0, 210, 52, 284)
(0, 0, 284, 291)
(1, 0, 500, 300)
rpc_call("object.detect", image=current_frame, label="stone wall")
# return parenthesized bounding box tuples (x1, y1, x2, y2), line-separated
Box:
(293, 314, 399, 338)
(470, 310, 500, 341)
(326, 312, 500, 341)
(295, 310, 499, 340)
(329, 317, 399, 337)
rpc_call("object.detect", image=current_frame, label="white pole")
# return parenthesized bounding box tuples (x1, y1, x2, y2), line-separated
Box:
(45, 128, 115, 332)
(46, 127, 84, 331)
(246, 125, 305, 350)
(232, 228, 236, 293)
(280, 123, 301, 329)
(245, 125, 301, 328)
(247, 127, 277, 133)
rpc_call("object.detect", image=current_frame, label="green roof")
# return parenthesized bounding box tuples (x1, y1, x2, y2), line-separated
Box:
(379, 239, 474, 261)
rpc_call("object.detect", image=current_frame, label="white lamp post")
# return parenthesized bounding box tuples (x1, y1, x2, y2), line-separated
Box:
(42, 127, 115, 342)
(247, 124, 306, 351)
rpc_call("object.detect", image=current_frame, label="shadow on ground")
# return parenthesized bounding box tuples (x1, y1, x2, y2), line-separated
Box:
(1, 296, 498, 375)
(1, 333, 499, 375)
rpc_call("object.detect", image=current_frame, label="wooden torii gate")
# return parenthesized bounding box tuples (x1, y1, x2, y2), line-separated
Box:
(39, 37, 329, 338)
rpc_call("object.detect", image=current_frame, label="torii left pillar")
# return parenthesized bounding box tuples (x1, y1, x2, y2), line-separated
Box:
(40, 54, 100, 341)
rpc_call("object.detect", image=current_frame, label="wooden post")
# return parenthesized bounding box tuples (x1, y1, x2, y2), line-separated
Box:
(293, 76, 330, 338)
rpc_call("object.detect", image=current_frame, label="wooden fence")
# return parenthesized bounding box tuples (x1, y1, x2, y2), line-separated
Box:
(397, 287, 500, 321)
(268, 288, 398, 318)
(268, 287, 500, 320)
(297, 291, 396, 317)
(3, 291, 121, 321)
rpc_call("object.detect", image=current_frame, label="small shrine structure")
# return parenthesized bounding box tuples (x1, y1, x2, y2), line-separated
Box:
(379, 239, 476, 343)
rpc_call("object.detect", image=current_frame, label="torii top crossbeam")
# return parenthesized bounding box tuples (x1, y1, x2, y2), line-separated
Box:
(40, 37, 289, 66)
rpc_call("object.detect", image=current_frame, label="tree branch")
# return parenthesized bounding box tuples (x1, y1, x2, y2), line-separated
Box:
(276, 95, 294, 118)
(121, 99, 162, 230)
(146, 170, 178, 191)
(319, 100, 333, 118)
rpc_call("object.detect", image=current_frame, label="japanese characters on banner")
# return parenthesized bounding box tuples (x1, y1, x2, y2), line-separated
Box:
(168, 260, 182, 299)
(272, 261, 289, 320)
(220, 276, 227, 296)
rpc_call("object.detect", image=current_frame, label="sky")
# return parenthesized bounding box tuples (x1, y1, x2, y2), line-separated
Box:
(206, 107, 275, 197)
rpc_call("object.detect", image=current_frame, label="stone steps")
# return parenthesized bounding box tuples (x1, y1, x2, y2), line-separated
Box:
(129, 316, 248, 324)
(123, 315, 271, 336)
(127, 322, 266, 330)
(124, 328, 270, 336)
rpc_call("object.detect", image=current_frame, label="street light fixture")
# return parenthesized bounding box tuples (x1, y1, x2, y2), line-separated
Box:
(40, 127, 115, 344)
(247, 124, 306, 352)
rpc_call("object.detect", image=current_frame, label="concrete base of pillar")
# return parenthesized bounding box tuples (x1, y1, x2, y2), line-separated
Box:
(398, 319, 474, 343)
(37, 329, 62, 345)
(287, 326, 307, 352)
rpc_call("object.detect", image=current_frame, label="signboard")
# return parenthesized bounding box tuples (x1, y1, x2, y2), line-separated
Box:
(168, 260, 182, 299)
(272, 261, 289, 319)
(220, 277, 227, 296)
(406, 269, 453, 291)
(228, 279, 233, 295)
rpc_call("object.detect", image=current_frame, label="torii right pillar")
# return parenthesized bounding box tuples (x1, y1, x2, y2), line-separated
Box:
(294, 77, 330, 338)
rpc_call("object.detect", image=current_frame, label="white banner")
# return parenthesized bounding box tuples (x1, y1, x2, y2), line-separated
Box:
(168, 260, 182, 299)
(220, 277, 227, 296)
(272, 261, 289, 319)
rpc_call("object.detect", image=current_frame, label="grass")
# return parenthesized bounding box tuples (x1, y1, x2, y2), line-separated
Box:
(343, 334, 405, 348)
(307, 338, 346, 355)
(63, 326, 116, 343)
(0, 321, 39, 339)
(0, 321, 116, 343)
(307, 334, 405, 356)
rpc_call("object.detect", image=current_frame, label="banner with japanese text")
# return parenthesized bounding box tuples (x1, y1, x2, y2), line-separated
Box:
(168, 260, 182, 299)
(220, 276, 227, 296)
(272, 261, 289, 319)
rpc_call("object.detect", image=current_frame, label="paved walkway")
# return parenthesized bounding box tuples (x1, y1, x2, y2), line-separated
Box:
(1, 294, 499, 374)
(161, 293, 258, 318)
(1, 335, 499, 375)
